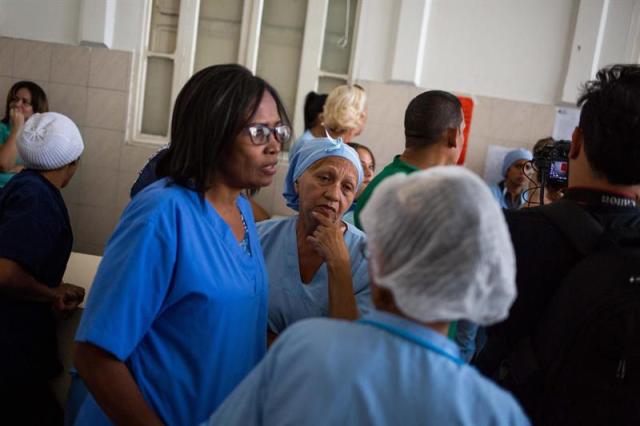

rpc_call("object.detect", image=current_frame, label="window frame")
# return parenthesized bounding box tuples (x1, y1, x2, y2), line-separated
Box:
(128, 0, 361, 147)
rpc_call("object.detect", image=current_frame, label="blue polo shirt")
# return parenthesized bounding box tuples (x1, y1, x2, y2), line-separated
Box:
(74, 178, 269, 425)
(207, 310, 529, 426)
(0, 170, 72, 382)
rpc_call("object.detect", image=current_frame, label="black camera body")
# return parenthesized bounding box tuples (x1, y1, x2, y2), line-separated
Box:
(533, 140, 570, 187)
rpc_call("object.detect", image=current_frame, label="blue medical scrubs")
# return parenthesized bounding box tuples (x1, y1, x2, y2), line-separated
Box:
(74, 178, 268, 425)
(257, 216, 371, 334)
(0, 170, 72, 383)
(206, 311, 530, 426)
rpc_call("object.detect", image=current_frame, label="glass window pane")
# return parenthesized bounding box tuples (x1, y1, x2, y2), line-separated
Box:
(148, 0, 180, 54)
(318, 76, 347, 94)
(256, 0, 308, 118)
(194, 0, 244, 72)
(320, 0, 358, 75)
(142, 57, 174, 136)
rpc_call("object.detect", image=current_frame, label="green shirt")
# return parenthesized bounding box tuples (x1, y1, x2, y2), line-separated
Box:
(354, 155, 420, 229)
(0, 121, 15, 188)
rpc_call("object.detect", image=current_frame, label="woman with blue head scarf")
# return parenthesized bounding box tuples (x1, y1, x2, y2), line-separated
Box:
(258, 137, 372, 343)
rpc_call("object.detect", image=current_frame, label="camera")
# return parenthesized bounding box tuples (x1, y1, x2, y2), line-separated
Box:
(533, 140, 570, 187)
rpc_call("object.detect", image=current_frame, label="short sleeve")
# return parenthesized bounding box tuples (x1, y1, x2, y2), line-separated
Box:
(75, 201, 177, 360)
(0, 186, 60, 277)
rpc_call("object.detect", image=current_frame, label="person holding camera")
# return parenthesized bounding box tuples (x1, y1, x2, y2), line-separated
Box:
(477, 64, 640, 424)
(524, 137, 568, 207)
(489, 148, 534, 210)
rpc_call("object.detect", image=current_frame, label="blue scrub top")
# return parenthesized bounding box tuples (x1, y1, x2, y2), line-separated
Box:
(489, 181, 527, 210)
(257, 216, 371, 334)
(74, 178, 269, 425)
(0, 170, 72, 382)
(206, 310, 530, 426)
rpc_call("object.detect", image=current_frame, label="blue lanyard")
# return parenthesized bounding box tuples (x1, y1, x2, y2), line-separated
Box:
(358, 319, 464, 366)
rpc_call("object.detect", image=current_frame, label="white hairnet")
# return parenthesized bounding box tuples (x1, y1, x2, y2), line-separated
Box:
(360, 166, 516, 326)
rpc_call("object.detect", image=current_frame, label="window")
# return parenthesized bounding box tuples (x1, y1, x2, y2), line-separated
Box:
(129, 0, 360, 146)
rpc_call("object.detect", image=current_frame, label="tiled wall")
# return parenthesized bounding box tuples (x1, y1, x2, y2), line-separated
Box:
(0, 37, 160, 255)
(0, 36, 558, 254)
(255, 80, 557, 217)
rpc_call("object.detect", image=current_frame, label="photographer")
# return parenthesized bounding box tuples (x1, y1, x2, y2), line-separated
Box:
(477, 64, 640, 424)
(524, 137, 568, 207)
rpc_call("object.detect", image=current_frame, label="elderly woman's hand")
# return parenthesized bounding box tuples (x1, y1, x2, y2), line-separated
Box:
(307, 211, 350, 266)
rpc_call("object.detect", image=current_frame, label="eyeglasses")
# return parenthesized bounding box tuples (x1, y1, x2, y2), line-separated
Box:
(245, 124, 291, 146)
(11, 96, 32, 107)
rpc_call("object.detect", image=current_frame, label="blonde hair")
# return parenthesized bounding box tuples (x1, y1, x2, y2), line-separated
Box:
(322, 84, 367, 132)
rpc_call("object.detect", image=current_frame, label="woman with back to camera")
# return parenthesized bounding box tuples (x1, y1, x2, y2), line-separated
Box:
(290, 84, 367, 157)
(0, 81, 49, 187)
(72, 64, 291, 425)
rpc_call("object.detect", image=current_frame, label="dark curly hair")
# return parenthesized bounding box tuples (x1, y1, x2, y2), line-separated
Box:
(577, 64, 640, 185)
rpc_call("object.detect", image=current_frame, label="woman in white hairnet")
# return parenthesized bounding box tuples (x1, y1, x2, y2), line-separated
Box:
(205, 166, 530, 426)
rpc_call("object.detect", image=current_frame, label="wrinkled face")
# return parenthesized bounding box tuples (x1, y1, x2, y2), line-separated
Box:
(296, 157, 358, 223)
(355, 147, 374, 198)
(506, 159, 533, 188)
(10, 87, 34, 119)
(222, 91, 283, 189)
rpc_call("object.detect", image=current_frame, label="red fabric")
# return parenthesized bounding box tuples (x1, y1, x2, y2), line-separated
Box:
(456, 96, 474, 165)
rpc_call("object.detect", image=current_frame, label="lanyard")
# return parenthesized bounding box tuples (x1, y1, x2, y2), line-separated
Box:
(358, 319, 464, 366)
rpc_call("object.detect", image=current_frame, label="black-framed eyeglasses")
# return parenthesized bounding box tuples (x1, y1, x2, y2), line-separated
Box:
(245, 124, 291, 146)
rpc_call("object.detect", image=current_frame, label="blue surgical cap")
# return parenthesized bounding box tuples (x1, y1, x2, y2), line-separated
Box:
(283, 137, 364, 211)
(501, 149, 533, 177)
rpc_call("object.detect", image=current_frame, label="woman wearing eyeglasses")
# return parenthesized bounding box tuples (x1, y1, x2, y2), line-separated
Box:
(0, 81, 49, 187)
(72, 64, 291, 425)
(259, 137, 372, 344)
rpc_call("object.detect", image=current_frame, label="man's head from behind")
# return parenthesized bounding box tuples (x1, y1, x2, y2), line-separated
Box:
(404, 90, 463, 162)
(360, 166, 516, 327)
(577, 64, 640, 185)
(18, 112, 84, 187)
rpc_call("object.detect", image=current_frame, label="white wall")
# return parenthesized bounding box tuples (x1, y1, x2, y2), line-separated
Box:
(0, 0, 82, 43)
(355, 1, 580, 104)
(2, 0, 639, 104)
(0, 0, 144, 51)
(420, 0, 578, 104)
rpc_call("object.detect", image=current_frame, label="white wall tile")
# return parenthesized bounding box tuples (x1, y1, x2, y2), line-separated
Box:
(76, 166, 119, 207)
(0, 38, 15, 77)
(81, 127, 123, 170)
(51, 44, 91, 86)
(85, 88, 128, 130)
(48, 83, 88, 126)
(119, 144, 159, 172)
(89, 48, 131, 92)
(75, 204, 118, 248)
(13, 40, 52, 81)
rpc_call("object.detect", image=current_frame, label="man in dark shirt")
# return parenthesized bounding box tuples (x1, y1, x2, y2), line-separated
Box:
(479, 64, 640, 422)
(0, 112, 86, 425)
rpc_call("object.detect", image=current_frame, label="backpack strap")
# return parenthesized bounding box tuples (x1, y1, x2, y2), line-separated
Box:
(539, 199, 604, 256)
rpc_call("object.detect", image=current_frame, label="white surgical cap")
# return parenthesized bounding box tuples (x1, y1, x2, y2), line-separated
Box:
(360, 166, 516, 326)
